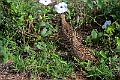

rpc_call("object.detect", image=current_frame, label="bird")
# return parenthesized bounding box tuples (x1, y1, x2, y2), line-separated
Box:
(59, 14, 97, 62)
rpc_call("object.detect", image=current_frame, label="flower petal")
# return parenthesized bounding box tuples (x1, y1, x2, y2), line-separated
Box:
(39, 0, 52, 5)
(102, 25, 106, 29)
(104, 20, 111, 26)
(102, 20, 111, 29)
(54, 2, 68, 13)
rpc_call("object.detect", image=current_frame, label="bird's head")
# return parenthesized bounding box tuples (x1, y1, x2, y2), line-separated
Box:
(60, 14, 66, 21)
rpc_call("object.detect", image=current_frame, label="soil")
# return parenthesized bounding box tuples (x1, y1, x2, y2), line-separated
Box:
(0, 22, 119, 80)
(1, 1, 119, 80)
(0, 22, 96, 80)
(0, 60, 88, 80)
(0, 21, 103, 80)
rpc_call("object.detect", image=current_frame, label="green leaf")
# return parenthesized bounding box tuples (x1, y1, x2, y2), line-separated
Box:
(87, 0, 93, 9)
(51, 53, 59, 59)
(100, 57, 105, 63)
(39, 22, 46, 27)
(28, 15, 33, 21)
(102, 0, 108, 3)
(91, 29, 97, 40)
(83, 0, 87, 2)
(106, 26, 114, 35)
(86, 60, 91, 69)
(100, 50, 107, 58)
(46, 22, 53, 29)
(41, 28, 47, 37)
(83, 0, 93, 9)
(46, 30, 52, 35)
(47, 64, 50, 72)
(110, 14, 117, 20)
(96, 0, 103, 9)
(36, 42, 47, 50)
(116, 37, 120, 46)
(60, 60, 67, 65)
(37, 36, 41, 41)
(7, 0, 12, 3)
(85, 36, 91, 42)
(116, 46, 120, 52)
(114, 22, 120, 31)
(98, 32, 103, 38)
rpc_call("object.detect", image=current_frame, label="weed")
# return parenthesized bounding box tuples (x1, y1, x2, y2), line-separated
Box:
(0, 0, 120, 80)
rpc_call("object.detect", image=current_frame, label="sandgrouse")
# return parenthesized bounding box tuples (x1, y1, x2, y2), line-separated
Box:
(59, 14, 97, 62)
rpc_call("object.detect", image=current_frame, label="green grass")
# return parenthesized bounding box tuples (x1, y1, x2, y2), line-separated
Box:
(0, 0, 120, 80)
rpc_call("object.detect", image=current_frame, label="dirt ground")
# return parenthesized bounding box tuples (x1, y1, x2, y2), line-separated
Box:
(0, 23, 119, 80)
(0, 60, 88, 80)
(1, 0, 119, 80)
(0, 16, 105, 80)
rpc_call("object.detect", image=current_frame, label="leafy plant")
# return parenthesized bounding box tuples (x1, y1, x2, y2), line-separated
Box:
(1, 0, 120, 80)
(12, 42, 73, 79)
(85, 50, 120, 80)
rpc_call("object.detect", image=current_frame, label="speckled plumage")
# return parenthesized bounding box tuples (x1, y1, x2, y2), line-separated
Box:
(59, 14, 97, 62)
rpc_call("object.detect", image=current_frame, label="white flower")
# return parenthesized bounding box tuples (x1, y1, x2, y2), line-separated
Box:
(39, 0, 52, 5)
(102, 20, 111, 29)
(54, 2, 68, 13)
